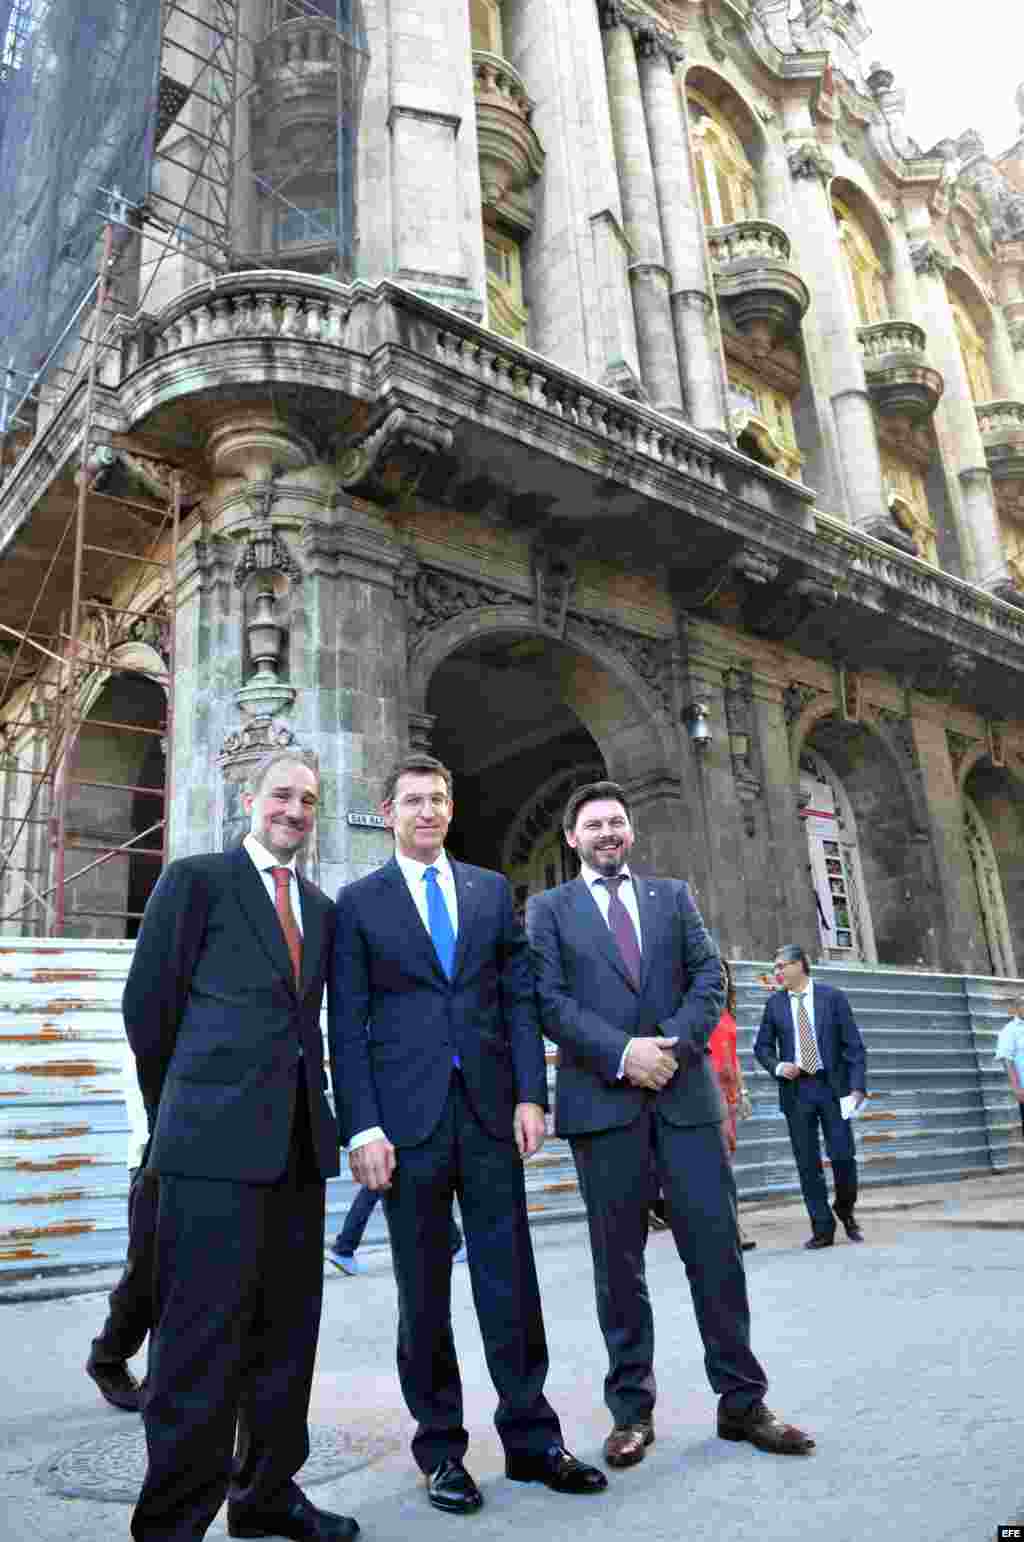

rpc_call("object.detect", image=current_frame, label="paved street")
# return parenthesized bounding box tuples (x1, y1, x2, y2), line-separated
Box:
(1, 1178, 1023, 1542)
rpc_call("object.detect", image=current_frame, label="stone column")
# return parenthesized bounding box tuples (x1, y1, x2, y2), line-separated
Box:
(599, 7, 683, 415)
(990, 310, 1022, 402)
(636, 35, 728, 437)
(909, 711, 991, 973)
(911, 242, 1008, 588)
(785, 145, 889, 531)
(994, 254, 1024, 396)
(750, 683, 821, 955)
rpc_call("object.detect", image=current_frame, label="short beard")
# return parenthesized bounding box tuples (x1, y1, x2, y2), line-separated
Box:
(589, 844, 624, 876)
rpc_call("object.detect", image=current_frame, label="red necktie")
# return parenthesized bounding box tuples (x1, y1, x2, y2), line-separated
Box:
(269, 866, 302, 985)
(599, 875, 641, 988)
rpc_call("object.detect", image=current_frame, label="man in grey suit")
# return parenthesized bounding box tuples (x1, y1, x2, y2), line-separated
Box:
(528, 781, 814, 1469)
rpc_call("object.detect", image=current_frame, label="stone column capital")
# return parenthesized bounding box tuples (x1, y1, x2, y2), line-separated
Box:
(787, 142, 833, 183)
(634, 23, 685, 70)
(910, 240, 952, 279)
(597, 0, 628, 31)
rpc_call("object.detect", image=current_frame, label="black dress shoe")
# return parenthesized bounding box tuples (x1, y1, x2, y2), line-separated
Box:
(804, 1232, 835, 1250)
(505, 1444, 608, 1493)
(834, 1208, 864, 1242)
(85, 1351, 141, 1412)
(427, 1458, 483, 1514)
(227, 1490, 359, 1540)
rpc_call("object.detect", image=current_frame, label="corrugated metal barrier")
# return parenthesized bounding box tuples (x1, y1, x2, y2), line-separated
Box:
(2, 941, 1021, 1282)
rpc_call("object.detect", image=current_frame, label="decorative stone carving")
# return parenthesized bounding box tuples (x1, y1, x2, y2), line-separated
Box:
(407, 711, 436, 753)
(233, 523, 302, 588)
(787, 142, 833, 182)
(219, 718, 297, 759)
(909, 241, 952, 279)
(783, 681, 821, 730)
(574, 617, 674, 720)
(837, 662, 861, 724)
(396, 564, 522, 654)
(987, 719, 1006, 768)
(701, 1, 728, 61)
(946, 728, 982, 781)
(731, 547, 780, 586)
(723, 665, 761, 835)
(335, 408, 455, 504)
(532, 533, 578, 639)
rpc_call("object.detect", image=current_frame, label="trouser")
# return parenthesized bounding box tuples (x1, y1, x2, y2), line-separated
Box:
(570, 1109, 768, 1426)
(383, 1074, 562, 1473)
(131, 1072, 325, 1542)
(91, 1163, 158, 1364)
(783, 1072, 858, 1235)
(334, 1183, 462, 1257)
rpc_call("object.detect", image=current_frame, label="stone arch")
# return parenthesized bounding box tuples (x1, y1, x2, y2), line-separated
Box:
(794, 709, 940, 966)
(829, 175, 896, 323)
(947, 261, 996, 336)
(799, 745, 878, 963)
(683, 65, 768, 174)
(406, 604, 680, 777)
(963, 758, 1024, 971)
(963, 793, 1017, 976)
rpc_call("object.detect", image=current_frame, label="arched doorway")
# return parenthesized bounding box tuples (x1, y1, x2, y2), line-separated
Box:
(799, 748, 876, 963)
(962, 762, 1024, 976)
(420, 622, 690, 895)
(64, 672, 167, 939)
(799, 713, 936, 967)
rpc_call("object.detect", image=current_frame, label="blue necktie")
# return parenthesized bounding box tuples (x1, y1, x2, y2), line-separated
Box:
(424, 866, 456, 979)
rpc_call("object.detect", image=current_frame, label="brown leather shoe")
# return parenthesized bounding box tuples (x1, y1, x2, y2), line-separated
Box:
(717, 1402, 815, 1455)
(603, 1421, 654, 1468)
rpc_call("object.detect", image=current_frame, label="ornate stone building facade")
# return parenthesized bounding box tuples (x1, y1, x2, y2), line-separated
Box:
(2, 0, 1024, 975)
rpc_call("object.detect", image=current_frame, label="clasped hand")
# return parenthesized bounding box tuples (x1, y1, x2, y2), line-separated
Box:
(624, 1035, 679, 1091)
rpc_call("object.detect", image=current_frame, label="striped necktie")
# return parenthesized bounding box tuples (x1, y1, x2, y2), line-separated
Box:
(796, 993, 821, 1073)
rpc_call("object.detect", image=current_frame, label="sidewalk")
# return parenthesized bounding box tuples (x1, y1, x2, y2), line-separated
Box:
(1, 1168, 1022, 1542)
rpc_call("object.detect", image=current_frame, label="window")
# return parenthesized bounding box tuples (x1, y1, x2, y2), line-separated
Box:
(879, 450, 938, 565)
(727, 368, 802, 481)
(274, 197, 338, 249)
(950, 294, 994, 404)
(1002, 513, 1024, 591)
(470, 0, 502, 54)
(484, 225, 527, 344)
(833, 197, 888, 326)
(687, 89, 758, 228)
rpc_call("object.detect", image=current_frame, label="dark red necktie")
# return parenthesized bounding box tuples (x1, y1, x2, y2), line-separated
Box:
(269, 866, 302, 985)
(598, 875, 641, 987)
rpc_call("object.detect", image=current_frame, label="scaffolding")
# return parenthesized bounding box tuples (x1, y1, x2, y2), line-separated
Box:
(0, 0, 368, 936)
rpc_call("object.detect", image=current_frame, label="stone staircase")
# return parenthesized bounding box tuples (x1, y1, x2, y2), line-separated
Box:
(732, 963, 1023, 1201)
(1, 939, 1021, 1282)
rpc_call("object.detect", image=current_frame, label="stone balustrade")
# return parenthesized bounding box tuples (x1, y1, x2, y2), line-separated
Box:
(706, 220, 792, 269)
(857, 320, 942, 421)
(857, 320, 927, 362)
(975, 399, 1024, 435)
(472, 50, 534, 123)
(115, 271, 734, 491)
(258, 14, 337, 72)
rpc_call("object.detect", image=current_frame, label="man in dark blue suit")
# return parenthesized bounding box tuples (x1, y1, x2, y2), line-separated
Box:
(529, 781, 814, 1470)
(330, 753, 606, 1515)
(754, 944, 868, 1249)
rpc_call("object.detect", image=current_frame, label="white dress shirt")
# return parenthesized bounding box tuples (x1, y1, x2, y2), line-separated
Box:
(349, 847, 459, 1153)
(580, 861, 642, 1080)
(243, 833, 304, 936)
(777, 979, 824, 1075)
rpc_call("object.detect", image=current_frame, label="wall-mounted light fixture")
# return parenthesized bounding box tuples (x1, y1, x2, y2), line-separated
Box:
(681, 700, 712, 749)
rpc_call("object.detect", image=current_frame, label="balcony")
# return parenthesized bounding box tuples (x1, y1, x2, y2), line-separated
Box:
(707, 221, 809, 354)
(472, 51, 544, 222)
(975, 400, 1024, 482)
(857, 321, 943, 422)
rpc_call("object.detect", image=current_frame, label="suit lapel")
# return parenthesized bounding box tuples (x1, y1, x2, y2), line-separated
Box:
(451, 860, 482, 982)
(231, 845, 296, 993)
(380, 858, 446, 983)
(571, 876, 638, 993)
(631, 874, 657, 992)
(297, 878, 326, 998)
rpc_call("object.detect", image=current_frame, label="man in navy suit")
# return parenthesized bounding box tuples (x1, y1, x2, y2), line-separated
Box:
(529, 781, 814, 1470)
(330, 753, 606, 1515)
(124, 750, 357, 1542)
(754, 944, 868, 1249)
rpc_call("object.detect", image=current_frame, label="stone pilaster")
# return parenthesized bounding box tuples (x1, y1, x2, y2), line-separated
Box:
(599, 9, 683, 415)
(910, 241, 1009, 589)
(748, 682, 820, 956)
(785, 143, 889, 531)
(909, 711, 992, 974)
(635, 37, 728, 437)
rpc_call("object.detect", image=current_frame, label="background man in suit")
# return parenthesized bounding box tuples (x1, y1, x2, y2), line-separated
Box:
(754, 944, 868, 1249)
(331, 753, 606, 1515)
(528, 781, 814, 1470)
(124, 751, 357, 1542)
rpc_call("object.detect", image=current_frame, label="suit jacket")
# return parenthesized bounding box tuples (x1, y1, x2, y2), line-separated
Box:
(123, 845, 340, 1183)
(527, 875, 725, 1137)
(753, 981, 868, 1106)
(330, 857, 547, 1148)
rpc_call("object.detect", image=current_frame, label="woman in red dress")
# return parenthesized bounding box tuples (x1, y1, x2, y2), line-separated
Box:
(708, 958, 756, 1250)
